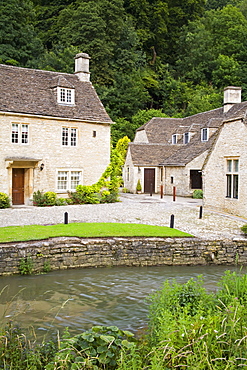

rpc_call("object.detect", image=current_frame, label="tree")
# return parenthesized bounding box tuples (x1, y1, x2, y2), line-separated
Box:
(0, 0, 43, 66)
(115, 136, 130, 158)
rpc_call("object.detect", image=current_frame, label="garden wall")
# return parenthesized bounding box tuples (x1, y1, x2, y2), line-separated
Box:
(1, 236, 247, 275)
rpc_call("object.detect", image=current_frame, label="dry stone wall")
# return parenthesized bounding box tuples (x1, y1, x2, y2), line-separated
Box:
(1, 237, 247, 275)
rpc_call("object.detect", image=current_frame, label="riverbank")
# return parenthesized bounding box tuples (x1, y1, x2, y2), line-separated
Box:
(0, 193, 246, 240)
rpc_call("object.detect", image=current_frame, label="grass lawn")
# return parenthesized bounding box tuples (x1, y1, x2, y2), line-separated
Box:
(0, 223, 192, 243)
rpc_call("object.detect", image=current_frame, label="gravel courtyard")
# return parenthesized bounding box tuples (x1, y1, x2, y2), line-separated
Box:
(0, 193, 246, 240)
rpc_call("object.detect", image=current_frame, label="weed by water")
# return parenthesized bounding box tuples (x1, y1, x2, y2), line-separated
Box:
(19, 255, 33, 275)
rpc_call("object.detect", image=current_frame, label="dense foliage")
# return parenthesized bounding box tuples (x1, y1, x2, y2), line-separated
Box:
(2, 271, 247, 369)
(2, 0, 247, 141)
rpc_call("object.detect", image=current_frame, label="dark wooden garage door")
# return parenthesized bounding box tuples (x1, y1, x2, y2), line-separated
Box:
(12, 168, 25, 205)
(144, 168, 155, 193)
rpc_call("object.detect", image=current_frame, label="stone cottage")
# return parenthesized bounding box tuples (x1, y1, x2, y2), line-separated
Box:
(0, 53, 112, 205)
(123, 86, 245, 201)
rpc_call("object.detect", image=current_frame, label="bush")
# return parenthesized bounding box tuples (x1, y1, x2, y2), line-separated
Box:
(33, 191, 67, 206)
(0, 192, 11, 208)
(241, 224, 247, 234)
(136, 179, 142, 193)
(192, 189, 203, 199)
(68, 185, 100, 204)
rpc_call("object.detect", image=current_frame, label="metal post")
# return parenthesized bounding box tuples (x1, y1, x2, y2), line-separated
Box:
(64, 212, 68, 224)
(199, 206, 203, 219)
(160, 184, 163, 199)
(170, 214, 174, 228)
(173, 186, 176, 201)
(150, 183, 153, 196)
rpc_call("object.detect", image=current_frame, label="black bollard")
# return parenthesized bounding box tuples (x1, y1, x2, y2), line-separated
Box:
(170, 214, 174, 228)
(64, 212, 69, 224)
(150, 183, 153, 196)
(199, 206, 203, 219)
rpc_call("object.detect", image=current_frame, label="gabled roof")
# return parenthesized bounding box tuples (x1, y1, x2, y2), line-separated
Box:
(137, 117, 182, 144)
(131, 102, 247, 167)
(129, 143, 178, 166)
(0, 64, 112, 124)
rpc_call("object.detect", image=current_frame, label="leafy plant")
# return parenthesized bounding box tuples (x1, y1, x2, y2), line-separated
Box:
(0, 192, 11, 208)
(192, 189, 203, 199)
(46, 325, 136, 370)
(19, 255, 33, 275)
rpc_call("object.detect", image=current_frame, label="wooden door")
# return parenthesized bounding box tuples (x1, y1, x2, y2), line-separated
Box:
(12, 168, 25, 205)
(144, 168, 155, 193)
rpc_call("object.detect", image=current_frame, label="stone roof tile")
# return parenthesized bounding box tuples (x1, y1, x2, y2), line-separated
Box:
(0, 64, 112, 124)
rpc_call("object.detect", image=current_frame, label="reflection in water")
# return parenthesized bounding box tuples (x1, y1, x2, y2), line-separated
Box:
(0, 265, 243, 338)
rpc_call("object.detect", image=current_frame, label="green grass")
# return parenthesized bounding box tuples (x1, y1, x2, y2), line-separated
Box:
(0, 223, 192, 243)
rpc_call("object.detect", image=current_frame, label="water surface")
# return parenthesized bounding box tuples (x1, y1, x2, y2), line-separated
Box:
(0, 265, 243, 338)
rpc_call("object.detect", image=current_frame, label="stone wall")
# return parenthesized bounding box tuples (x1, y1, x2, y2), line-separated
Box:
(1, 236, 247, 276)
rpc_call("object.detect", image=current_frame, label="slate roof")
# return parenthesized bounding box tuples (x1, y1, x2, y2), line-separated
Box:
(130, 102, 247, 167)
(0, 64, 112, 124)
(129, 143, 178, 166)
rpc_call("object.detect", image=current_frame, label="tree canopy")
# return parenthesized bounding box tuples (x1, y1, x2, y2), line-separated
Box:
(1, 0, 247, 143)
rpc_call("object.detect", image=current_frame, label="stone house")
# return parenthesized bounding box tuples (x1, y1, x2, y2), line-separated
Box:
(0, 53, 112, 205)
(123, 86, 245, 201)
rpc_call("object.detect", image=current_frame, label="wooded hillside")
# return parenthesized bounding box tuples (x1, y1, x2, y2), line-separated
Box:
(1, 0, 247, 143)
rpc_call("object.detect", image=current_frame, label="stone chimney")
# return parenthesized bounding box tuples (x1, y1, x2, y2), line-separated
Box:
(223, 86, 241, 113)
(74, 53, 91, 82)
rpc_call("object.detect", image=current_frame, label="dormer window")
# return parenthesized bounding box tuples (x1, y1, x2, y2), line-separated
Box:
(201, 128, 208, 142)
(172, 134, 177, 144)
(184, 132, 190, 144)
(57, 87, 75, 105)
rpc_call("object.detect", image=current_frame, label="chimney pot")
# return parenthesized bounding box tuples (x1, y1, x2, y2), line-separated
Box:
(224, 86, 241, 113)
(74, 53, 91, 82)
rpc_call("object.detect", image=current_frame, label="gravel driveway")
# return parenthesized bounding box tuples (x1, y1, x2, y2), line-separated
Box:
(0, 193, 246, 240)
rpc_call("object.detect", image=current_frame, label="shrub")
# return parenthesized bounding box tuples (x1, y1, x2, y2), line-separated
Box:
(0, 192, 11, 208)
(136, 179, 142, 193)
(192, 189, 203, 199)
(241, 224, 247, 234)
(68, 185, 100, 204)
(33, 191, 67, 206)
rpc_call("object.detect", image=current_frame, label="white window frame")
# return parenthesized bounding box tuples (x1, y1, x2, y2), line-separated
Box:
(57, 169, 82, 191)
(11, 123, 29, 144)
(62, 127, 78, 147)
(226, 159, 239, 199)
(201, 128, 209, 142)
(57, 87, 75, 105)
(183, 132, 190, 144)
(172, 134, 177, 144)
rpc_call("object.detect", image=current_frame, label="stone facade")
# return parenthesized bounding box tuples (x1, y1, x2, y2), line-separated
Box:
(0, 54, 112, 205)
(203, 118, 247, 217)
(1, 237, 247, 276)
